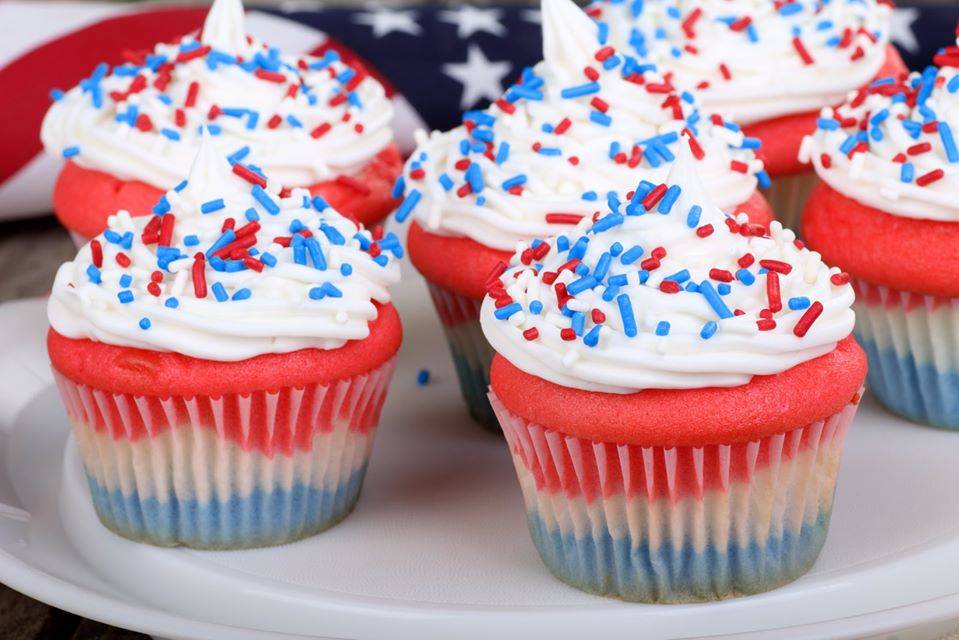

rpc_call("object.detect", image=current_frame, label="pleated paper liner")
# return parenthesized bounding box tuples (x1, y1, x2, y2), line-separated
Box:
(490, 390, 862, 603)
(426, 281, 499, 431)
(853, 278, 959, 429)
(763, 171, 821, 234)
(53, 357, 396, 549)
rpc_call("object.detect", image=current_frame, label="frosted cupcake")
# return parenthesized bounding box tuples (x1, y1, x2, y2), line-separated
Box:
(42, 0, 399, 244)
(47, 134, 402, 548)
(590, 0, 906, 228)
(395, 0, 771, 430)
(482, 143, 865, 602)
(802, 55, 959, 429)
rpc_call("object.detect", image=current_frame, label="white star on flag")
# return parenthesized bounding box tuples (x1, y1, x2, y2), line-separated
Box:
(438, 6, 507, 39)
(442, 44, 512, 109)
(354, 8, 421, 37)
(889, 8, 920, 54)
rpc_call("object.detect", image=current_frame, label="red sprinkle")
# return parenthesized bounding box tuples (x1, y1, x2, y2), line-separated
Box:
(545, 213, 584, 225)
(642, 183, 669, 210)
(660, 280, 681, 294)
(594, 46, 615, 62)
(115, 253, 131, 268)
(738, 253, 756, 268)
(759, 259, 792, 274)
(793, 37, 815, 65)
(793, 301, 824, 337)
(683, 129, 705, 160)
(523, 327, 540, 341)
(917, 169, 944, 186)
(830, 272, 850, 286)
(560, 328, 577, 341)
(709, 268, 734, 282)
(730, 160, 749, 174)
(591, 309, 606, 324)
(254, 69, 286, 83)
(766, 270, 782, 313)
(757, 318, 777, 331)
(90, 240, 103, 268)
(696, 224, 714, 238)
(311, 122, 332, 139)
(232, 163, 268, 188)
(908, 142, 932, 155)
(192, 253, 207, 299)
(495, 99, 516, 114)
(184, 81, 199, 108)
(820, 153, 832, 169)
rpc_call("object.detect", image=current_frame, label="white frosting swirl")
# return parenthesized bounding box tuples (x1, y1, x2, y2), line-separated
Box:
(590, 0, 892, 124)
(480, 145, 854, 393)
(804, 62, 959, 222)
(41, 0, 394, 189)
(397, 0, 764, 252)
(48, 134, 401, 361)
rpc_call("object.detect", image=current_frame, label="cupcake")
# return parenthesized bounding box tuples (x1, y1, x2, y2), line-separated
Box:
(590, 0, 907, 229)
(481, 142, 865, 602)
(47, 133, 402, 548)
(802, 54, 959, 429)
(395, 0, 772, 430)
(42, 0, 399, 245)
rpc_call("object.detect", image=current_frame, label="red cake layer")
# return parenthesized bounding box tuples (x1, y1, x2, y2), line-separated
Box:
(48, 303, 402, 397)
(746, 44, 907, 177)
(490, 335, 865, 448)
(802, 182, 959, 297)
(408, 190, 773, 301)
(53, 144, 403, 239)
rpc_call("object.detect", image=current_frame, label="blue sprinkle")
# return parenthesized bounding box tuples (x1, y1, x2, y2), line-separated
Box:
(391, 176, 406, 199)
(395, 189, 421, 223)
(309, 286, 327, 300)
(119, 274, 133, 288)
(736, 269, 756, 285)
(340, 263, 353, 276)
(119, 232, 133, 250)
(139, 318, 151, 330)
(174, 180, 188, 193)
(594, 253, 612, 280)
(223, 260, 245, 273)
(941, 123, 959, 163)
(949, 75, 959, 94)
(50, 88, 65, 101)
(686, 205, 703, 228)
(901, 162, 915, 183)
(718, 283, 732, 296)
(620, 245, 644, 265)
(206, 230, 236, 257)
(416, 369, 431, 385)
(502, 175, 527, 190)
(165, 297, 179, 309)
(232, 288, 252, 301)
(211, 283, 228, 302)
(495, 142, 511, 165)
(583, 325, 601, 347)
(567, 276, 599, 296)
(700, 321, 718, 340)
(699, 281, 733, 319)
(756, 170, 771, 189)
(465, 163, 484, 193)
(788, 296, 811, 310)
(655, 321, 670, 336)
(590, 111, 612, 127)
(260, 252, 277, 268)
(664, 269, 690, 283)
(560, 81, 602, 99)
(251, 185, 280, 215)
(817, 118, 840, 131)
(117, 290, 134, 304)
(529, 300, 544, 315)
(320, 224, 346, 245)
(321, 282, 343, 298)
(658, 185, 682, 214)
(305, 237, 327, 270)
(244, 208, 260, 222)
(494, 303, 522, 320)
(593, 213, 624, 232)
(62, 146, 81, 158)
(557, 236, 570, 252)
(617, 295, 637, 337)
(85, 264, 101, 284)
(201, 198, 225, 214)
(571, 311, 586, 336)
(439, 173, 455, 191)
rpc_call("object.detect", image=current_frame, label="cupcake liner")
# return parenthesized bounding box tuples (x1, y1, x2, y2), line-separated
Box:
(52, 357, 396, 549)
(490, 390, 861, 603)
(763, 171, 820, 233)
(853, 279, 959, 429)
(426, 281, 498, 431)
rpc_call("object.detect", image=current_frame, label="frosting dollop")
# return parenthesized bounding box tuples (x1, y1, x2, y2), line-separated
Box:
(41, 0, 394, 189)
(804, 57, 959, 222)
(48, 133, 401, 361)
(589, 0, 892, 124)
(394, 0, 765, 252)
(480, 142, 855, 393)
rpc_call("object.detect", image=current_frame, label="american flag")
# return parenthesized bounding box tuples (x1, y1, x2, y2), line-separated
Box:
(0, 1, 952, 220)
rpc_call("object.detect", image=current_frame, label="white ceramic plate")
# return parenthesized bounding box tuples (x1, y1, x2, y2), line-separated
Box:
(3, 273, 959, 640)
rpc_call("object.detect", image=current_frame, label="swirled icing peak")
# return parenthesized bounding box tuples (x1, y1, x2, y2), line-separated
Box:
(42, 0, 394, 190)
(393, 0, 767, 252)
(588, 0, 893, 124)
(803, 50, 959, 222)
(48, 132, 401, 361)
(480, 142, 855, 393)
